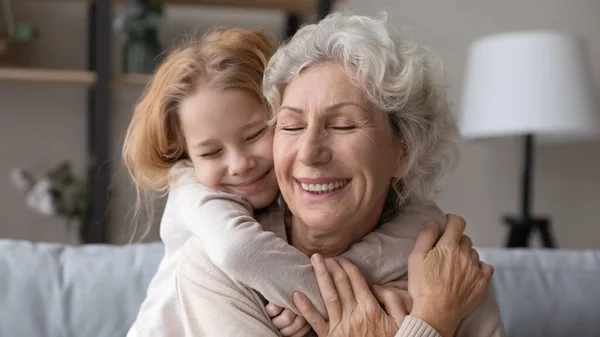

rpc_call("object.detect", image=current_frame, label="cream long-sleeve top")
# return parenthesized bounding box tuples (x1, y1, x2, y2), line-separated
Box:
(128, 160, 504, 337)
(174, 206, 505, 337)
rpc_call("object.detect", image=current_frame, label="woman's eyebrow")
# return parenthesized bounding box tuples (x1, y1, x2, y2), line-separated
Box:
(280, 102, 368, 114)
(325, 102, 369, 113)
(280, 106, 303, 114)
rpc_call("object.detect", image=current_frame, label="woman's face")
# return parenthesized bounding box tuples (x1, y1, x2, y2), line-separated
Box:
(273, 62, 404, 234)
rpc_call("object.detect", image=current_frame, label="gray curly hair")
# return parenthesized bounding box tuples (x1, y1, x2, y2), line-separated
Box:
(263, 12, 459, 210)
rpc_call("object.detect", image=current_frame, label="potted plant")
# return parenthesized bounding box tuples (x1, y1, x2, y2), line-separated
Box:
(11, 161, 90, 245)
(113, 0, 164, 74)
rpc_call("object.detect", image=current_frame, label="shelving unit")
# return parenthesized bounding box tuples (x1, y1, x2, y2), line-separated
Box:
(0, 0, 335, 243)
(0, 67, 95, 85)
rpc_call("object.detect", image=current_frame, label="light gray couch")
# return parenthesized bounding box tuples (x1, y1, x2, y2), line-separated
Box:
(0, 239, 599, 337)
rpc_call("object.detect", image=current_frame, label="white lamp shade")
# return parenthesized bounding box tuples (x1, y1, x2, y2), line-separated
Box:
(460, 30, 600, 141)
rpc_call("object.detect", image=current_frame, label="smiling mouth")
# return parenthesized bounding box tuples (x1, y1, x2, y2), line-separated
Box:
(299, 180, 350, 194)
(235, 168, 271, 187)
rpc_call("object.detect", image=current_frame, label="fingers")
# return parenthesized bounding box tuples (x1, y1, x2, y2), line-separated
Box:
(480, 262, 494, 284)
(372, 285, 408, 326)
(438, 214, 467, 246)
(311, 254, 341, 323)
(460, 235, 481, 266)
(383, 280, 408, 290)
(287, 322, 312, 337)
(279, 314, 307, 336)
(324, 257, 356, 308)
(272, 309, 298, 330)
(335, 257, 372, 303)
(471, 248, 480, 264)
(374, 282, 413, 313)
(459, 235, 473, 252)
(266, 303, 284, 318)
(412, 219, 440, 255)
(293, 292, 329, 336)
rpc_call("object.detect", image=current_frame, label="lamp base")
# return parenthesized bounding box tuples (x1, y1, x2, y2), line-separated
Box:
(502, 216, 556, 248)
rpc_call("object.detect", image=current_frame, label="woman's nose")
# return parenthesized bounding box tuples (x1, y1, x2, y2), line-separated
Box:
(228, 152, 257, 176)
(297, 127, 331, 166)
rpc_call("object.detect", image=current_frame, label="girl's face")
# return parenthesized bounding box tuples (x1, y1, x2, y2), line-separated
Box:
(179, 87, 279, 209)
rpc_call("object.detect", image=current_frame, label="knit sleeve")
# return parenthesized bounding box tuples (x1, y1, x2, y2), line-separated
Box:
(394, 288, 505, 337)
(395, 316, 442, 337)
(173, 183, 326, 317)
(340, 201, 446, 286)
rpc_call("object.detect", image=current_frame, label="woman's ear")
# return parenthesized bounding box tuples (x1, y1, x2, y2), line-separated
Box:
(392, 141, 408, 178)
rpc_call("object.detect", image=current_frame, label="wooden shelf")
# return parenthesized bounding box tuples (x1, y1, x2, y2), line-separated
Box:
(0, 67, 95, 85)
(0, 68, 157, 87)
(40, 0, 334, 15)
(163, 0, 327, 14)
(113, 73, 152, 87)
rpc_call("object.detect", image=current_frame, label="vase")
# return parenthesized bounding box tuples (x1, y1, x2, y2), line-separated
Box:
(123, 27, 162, 74)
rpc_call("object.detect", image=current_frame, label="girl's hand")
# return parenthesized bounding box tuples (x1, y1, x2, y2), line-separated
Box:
(293, 255, 406, 337)
(265, 302, 312, 337)
(372, 280, 412, 320)
(408, 214, 494, 337)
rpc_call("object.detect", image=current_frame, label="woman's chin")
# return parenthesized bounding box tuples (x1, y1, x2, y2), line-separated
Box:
(297, 210, 347, 231)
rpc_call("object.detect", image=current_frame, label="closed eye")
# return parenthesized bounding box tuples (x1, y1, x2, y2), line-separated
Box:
(281, 126, 305, 131)
(246, 127, 266, 142)
(200, 149, 222, 159)
(331, 126, 356, 130)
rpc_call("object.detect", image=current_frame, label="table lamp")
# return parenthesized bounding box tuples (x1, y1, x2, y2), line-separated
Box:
(459, 30, 600, 248)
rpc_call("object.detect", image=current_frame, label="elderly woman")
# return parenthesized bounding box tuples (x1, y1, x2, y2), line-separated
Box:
(175, 13, 504, 337)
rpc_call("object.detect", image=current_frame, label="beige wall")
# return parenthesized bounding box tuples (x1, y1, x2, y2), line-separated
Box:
(1, 0, 598, 248)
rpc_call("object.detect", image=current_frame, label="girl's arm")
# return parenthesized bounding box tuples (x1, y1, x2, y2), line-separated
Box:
(340, 201, 447, 285)
(173, 183, 326, 317)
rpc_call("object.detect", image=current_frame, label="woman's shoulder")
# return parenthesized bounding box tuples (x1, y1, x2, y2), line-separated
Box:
(380, 200, 447, 238)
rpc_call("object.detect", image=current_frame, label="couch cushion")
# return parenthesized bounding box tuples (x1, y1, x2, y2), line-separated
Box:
(2, 240, 599, 337)
(0, 240, 164, 337)
(478, 248, 600, 337)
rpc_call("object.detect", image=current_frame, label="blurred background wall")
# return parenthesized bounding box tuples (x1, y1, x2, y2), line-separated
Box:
(1, 0, 598, 248)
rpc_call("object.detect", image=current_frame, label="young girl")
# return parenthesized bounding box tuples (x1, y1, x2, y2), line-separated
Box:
(122, 28, 445, 337)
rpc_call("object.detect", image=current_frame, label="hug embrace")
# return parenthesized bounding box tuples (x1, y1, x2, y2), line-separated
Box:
(122, 11, 504, 337)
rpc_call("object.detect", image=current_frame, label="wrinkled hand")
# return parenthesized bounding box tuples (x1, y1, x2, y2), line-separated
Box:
(265, 302, 311, 337)
(293, 255, 406, 337)
(408, 214, 494, 337)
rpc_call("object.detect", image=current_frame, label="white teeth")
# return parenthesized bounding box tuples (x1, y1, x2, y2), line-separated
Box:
(300, 180, 348, 194)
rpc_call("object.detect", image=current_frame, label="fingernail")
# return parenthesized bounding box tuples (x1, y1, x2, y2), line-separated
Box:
(311, 253, 324, 265)
(293, 292, 305, 302)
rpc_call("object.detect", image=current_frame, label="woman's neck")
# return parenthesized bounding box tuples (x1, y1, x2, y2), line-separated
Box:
(286, 205, 383, 258)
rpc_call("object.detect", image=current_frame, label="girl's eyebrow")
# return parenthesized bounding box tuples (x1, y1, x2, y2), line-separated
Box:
(192, 139, 216, 148)
(192, 119, 266, 148)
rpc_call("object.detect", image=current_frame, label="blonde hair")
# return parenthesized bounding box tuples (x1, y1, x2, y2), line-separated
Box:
(264, 12, 459, 212)
(122, 28, 277, 241)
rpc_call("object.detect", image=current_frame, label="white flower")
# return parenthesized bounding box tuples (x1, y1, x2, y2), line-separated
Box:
(25, 179, 57, 216)
(10, 168, 34, 192)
